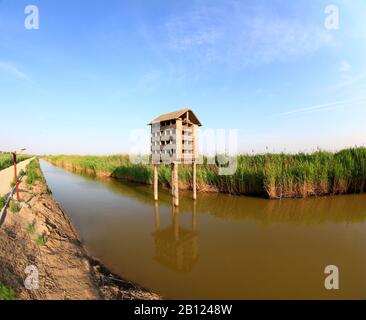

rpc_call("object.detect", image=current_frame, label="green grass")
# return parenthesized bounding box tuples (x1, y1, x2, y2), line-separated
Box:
(0, 153, 32, 171)
(10, 178, 16, 188)
(45, 147, 366, 199)
(9, 169, 25, 189)
(0, 196, 5, 211)
(0, 282, 16, 300)
(25, 159, 43, 185)
(26, 223, 36, 234)
(10, 200, 20, 213)
(35, 234, 46, 246)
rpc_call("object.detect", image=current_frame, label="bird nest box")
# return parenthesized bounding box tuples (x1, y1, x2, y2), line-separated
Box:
(148, 109, 201, 165)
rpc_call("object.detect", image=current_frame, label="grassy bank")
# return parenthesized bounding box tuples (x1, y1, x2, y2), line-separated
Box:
(25, 159, 44, 185)
(45, 147, 366, 199)
(0, 153, 32, 171)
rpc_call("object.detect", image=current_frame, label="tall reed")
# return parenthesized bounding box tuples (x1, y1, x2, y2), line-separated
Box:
(45, 147, 366, 199)
(0, 154, 32, 171)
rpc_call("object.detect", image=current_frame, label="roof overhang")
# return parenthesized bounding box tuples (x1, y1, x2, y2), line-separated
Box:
(148, 109, 202, 126)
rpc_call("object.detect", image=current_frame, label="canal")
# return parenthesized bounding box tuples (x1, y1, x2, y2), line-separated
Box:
(40, 160, 366, 299)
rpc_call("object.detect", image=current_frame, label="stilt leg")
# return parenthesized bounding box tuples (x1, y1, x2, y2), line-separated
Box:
(171, 163, 174, 196)
(154, 164, 158, 201)
(173, 162, 179, 207)
(192, 162, 197, 200)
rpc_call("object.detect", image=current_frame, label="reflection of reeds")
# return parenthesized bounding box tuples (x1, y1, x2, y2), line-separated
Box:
(45, 147, 366, 199)
(192, 192, 366, 225)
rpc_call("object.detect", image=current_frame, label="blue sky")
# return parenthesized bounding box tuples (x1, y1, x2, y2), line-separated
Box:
(0, 0, 365, 155)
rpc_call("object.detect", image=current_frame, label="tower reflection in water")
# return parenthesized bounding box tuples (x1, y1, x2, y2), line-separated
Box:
(153, 201, 198, 272)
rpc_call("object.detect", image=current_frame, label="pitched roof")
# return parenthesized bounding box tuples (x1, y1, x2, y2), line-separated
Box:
(148, 109, 202, 126)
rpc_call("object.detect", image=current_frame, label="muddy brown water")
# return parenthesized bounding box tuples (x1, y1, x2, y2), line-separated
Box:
(40, 160, 366, 299)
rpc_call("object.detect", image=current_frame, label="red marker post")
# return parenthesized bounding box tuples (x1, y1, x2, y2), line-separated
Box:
(12, 152, 20, 201)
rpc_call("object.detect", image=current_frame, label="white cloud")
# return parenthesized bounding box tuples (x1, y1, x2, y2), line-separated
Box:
(279, 96, 366, 116)
(327, 72, 366, 92)
(339, 60, 352, 73)
(0, 61, 30, 81)
(162, 3, 335, 67)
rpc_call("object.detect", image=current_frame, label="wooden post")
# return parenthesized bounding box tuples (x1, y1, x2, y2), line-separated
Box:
(192, 162, 197, 200)
(154, 164, 158, 201)
(173, 162, 179, 207)
(171, 163, 175, 196)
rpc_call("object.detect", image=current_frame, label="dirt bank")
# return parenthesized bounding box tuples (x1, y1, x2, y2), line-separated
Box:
(0, 160, 160, 300)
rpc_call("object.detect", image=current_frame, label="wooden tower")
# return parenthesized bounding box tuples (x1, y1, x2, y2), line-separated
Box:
(148, 109, 201, 206)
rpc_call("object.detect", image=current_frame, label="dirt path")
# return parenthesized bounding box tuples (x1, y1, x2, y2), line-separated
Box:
(0, 158, 34, 197)
(0, 160, 160, 300)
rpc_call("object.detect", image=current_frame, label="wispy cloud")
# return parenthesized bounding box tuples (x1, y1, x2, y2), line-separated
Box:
(327, 72, 366, 93)
(162, 2, 335, 67)
(137, 69, 162, 93)
(339, 60, 352, 73)
(0, 61, 31, 81)
(279, 96, 366, 116)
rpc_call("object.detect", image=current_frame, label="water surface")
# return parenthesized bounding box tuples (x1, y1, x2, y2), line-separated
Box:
(40, 160, 366, 299)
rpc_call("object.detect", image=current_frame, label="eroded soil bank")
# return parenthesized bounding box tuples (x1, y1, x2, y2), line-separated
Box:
(0, 160, 160, 300)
